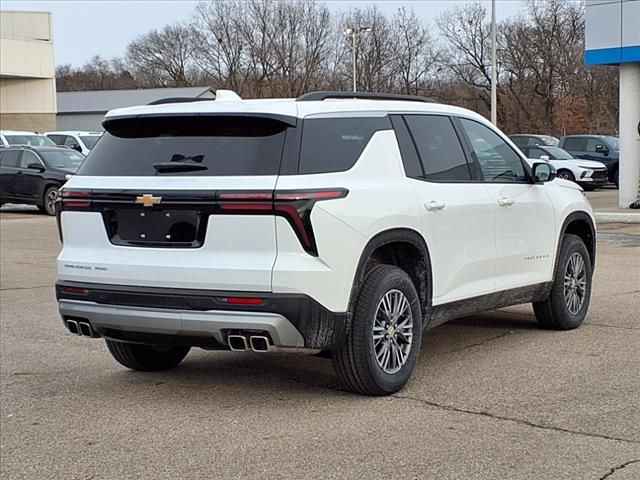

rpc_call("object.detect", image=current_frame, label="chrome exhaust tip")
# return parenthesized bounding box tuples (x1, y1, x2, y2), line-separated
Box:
(228, 334, 249, 352)
(66, 319, 79, 335)
(78, 322, 94, 337)
(249, 335, 271, 353)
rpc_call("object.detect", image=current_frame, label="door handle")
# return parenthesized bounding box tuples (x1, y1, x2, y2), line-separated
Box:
(497, 197, 515, 207)
(424, 200, 446, 211)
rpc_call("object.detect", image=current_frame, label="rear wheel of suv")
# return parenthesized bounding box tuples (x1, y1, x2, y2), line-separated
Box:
(105, 340, 190, 371)
(38, 185, 58, 216)
(533, 234, 592, 330)
(333, 265, 422, 395)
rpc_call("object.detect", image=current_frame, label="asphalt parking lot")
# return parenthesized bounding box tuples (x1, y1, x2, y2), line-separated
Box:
(1, 208, 639, 479)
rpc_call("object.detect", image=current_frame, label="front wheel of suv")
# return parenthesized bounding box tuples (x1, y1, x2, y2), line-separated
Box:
(105, 340, 190, 371)
(533, 234, 592, 330)
(333, 265, 423, 395)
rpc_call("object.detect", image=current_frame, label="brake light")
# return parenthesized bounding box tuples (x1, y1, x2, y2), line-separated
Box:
(61, 286, 88, 296)
(60, 191, 92, 209)
(216, 188, 348, 256)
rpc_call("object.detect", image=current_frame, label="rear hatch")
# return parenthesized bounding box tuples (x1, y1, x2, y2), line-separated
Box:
(57, 113, 295, 292)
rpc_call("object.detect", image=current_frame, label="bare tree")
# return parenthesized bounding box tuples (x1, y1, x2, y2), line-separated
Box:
(126, 23, 197, 87)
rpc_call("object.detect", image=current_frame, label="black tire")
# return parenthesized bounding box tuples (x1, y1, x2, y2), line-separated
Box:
(533, 234, 592, 330)
(105, 340, 190, 371)
(613, 169, 619, 189)
(557, 170, 575, 183)
(332, 265, 423, 396)
(39, 185, 59, 216)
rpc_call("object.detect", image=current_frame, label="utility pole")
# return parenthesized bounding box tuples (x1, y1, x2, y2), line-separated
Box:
(490, 0, 497, 125)
(344, 26, 373, 93)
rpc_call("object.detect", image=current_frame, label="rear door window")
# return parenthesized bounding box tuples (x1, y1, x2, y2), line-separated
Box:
(0, 150, 21, 168)
(298, 116, 391, 174)
(404, 115, 471, 181)
(563, 138, 586, 151)
(77, 116, 291, 176)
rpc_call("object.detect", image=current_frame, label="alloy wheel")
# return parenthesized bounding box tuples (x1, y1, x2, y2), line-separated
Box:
(563, 252, 587, 315)
(372, 289, 413, 374)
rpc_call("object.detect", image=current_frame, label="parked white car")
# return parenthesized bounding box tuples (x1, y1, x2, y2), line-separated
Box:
(0, 130, 56, 147)
(45, 131, 102, 155)
(521, 145, 608, 189)
(55, 91, 596, 395)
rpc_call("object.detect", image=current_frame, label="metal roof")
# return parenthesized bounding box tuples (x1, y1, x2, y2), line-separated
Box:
(57, 87, 215, 114)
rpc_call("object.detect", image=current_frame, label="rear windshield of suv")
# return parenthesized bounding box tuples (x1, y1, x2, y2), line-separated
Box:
(77, 116, 290, 176)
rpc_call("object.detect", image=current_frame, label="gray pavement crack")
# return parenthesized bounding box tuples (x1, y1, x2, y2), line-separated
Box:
(444, 331, 515, 354)
(594, 289, 640, 298)
(599, 459, 640, 479)
(391, 394, 640, 445)
(0, 285, 51, 292)
(587, 323, 640, 331)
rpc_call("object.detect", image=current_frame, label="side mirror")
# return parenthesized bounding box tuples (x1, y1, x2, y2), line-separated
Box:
(26, 162, 45, 172)
(532, 162, 556, 183)
(540, 155, 550, 161)
(70, 144, 82, 152)
(595, 144, 608, 155)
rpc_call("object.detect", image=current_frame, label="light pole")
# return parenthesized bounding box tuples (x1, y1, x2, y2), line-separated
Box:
(344, 26, 372, 92)
(490, 0, 497, 125)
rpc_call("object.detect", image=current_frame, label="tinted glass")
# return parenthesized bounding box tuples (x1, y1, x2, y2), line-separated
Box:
(41, 150, 85, 171)
(604, 137, 619, 150)
(299, 116, 390, 174)
(63, 136, 78, 147)
(79, 135, 100, 149)
(528, 147, 545, 159)
(404, 115, 471, 181)
(460, 118, 527, 182)
(0, 150, 21, 167)
(509, 136, 529, 148)
(5, 135, 55, 146)
(19, 150, 42, 168)
(563, 138, 586, 151)
(47, 135, 65, 145)
(78, 116, 289, 176)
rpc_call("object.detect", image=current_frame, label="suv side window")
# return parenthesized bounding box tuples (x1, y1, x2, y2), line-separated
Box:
(459, 118, 527, 183)
(528, 147, 545, 159)
(48, 135, 64, 145)
(585, 138, 601, 152)
(63, 136, 79, 147)
(299, 116, 391, 174)
(563, 137, 586, 151)
(19, 150, 42, 169)
(0, 150, 21, 167)
(404, 115, 471, 181)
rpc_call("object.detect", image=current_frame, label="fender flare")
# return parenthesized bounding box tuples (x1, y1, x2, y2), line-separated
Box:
(347, 228, 434, 327)
(555, 211, 596, 272)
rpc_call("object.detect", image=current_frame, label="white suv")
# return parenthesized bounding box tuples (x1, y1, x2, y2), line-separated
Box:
(55, 91, 596, 395)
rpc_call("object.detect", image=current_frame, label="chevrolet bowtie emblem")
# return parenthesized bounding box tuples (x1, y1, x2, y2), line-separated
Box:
(135, 194, 162, 207)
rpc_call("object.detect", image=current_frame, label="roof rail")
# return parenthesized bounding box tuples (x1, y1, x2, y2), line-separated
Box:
(147, 97, 214, 106)
(296, 91, 434, 103)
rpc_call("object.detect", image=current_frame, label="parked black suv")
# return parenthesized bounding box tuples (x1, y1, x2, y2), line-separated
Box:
(0, 146, 85, 215)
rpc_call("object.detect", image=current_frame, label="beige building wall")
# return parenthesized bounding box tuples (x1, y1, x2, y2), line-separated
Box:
(0, 10, 56, 131)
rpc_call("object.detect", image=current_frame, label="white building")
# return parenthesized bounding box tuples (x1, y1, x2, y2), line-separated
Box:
(0, 10, 56, 132)
(585, 0, 640, 208)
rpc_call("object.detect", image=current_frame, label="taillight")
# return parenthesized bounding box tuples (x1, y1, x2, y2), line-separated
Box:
(60, 190, 92, 209)
(216, 189, 348, 256)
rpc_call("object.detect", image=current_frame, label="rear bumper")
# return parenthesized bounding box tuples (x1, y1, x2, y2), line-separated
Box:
(56, 281, 349, 349)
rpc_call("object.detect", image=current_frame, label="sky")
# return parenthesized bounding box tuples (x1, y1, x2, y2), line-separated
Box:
(2, 0, 526, 67)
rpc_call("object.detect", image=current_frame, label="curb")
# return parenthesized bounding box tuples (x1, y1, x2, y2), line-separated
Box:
(595, 212, 640, 224)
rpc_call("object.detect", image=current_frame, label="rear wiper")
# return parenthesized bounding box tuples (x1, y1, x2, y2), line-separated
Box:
(152, 162, 208, 173)
(171, 154, 204, 163)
